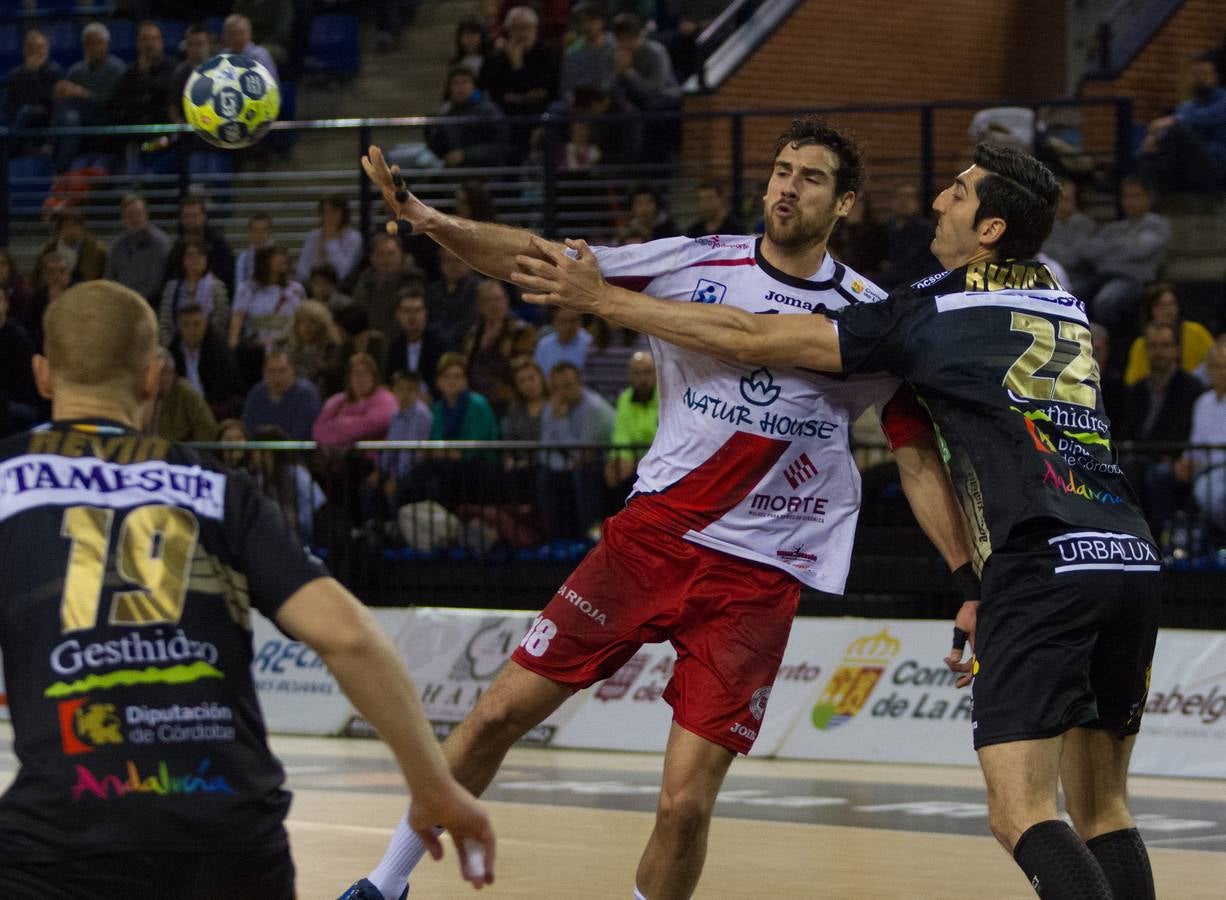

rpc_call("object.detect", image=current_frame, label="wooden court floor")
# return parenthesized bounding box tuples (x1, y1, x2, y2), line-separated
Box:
(1, 728, 1222, 898)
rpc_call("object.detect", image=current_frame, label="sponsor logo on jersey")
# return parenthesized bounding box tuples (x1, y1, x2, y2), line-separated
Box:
(1040, 459, 1126, 505)
(126, 702, 237, 745)
(763, 289, 820, 312)
(555, 584, 608, 626)
(740, 367, 782, 406)
(749, 686, 772, 721)
(58, 697, 123, 755)
(911, 270, 952, 290)
(729, 722, 758, 741)
(935, 289, 1086, 323)
(0, 456, 225, 522)
(1049, 532, 1160, 574)
(775, 545, 818, 563)
(70, 758, 235, 802)
(690, 278, 727, 304)
(783, 452, 819, 489)
(811, 628, 901, 730)
(46, 629, 222, 698)
(750, 494, 829, 522)
(692, 235, 750, 250)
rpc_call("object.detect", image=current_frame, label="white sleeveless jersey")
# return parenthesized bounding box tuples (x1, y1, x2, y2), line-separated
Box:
(594, 235, 921, 593)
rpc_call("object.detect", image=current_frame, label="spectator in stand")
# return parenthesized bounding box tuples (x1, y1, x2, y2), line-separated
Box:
(537, 361, 614, 540)
(452, 16, 493, 78)
(221, 13, 278, 82)
(55, 22, 125, 169)
(159, 240, 230, 346)
(621, 182, 678, 241)
(106, 194, 170, 304)
(1070, 177, 1171, 335)
(1090, 323, 1127, 431)
(1124, 282, 1215, 386)
(295, 194, 364, 289)
(172, 23, 214, 103)
(828, 190, 886, 278)
(2, 30, 65, 151)
(582, 317, 648, 401)
(351, 233, 422, 339)
(309, 263, 354, 314)
(876, 181, 938, 289)
(560, 2, 616, 105)
(496, 0, 570, 46)
(604, 349, 658, 501)
(0, 250, 30, 326)
(610, 10, 680, 157)
(535, 307, 592, 374)
(215, 418, 250, 470)
(169, 302, 244, 419)
(21, 252, 71, 352)
(234, 212, 273, 294)
(167, 196, 236, 295)
(312, 352, 398, 446)
(150, 347, 217, 442)
(249, 424, 327, 543)
(0, 286, 41, 437)
(1174, 344, 1226, 530)
(427, 247, 481, 350)
(335, 305, 389, 375)
(113, 21, 175, 127)
(560, 118, 602, 171)
(569, 83, 641, 164)
(288, 299, 345, 398)
(1118, 321, 1205, 525)
(464, 279, 535, 416)
(33, 208, 106, 287)
(233, 0, 294, 67)
(386, 287, 444, 393)
(366, 370, 434, 520)
(242, 347, 322, 440)
(1041, 177, 1096, 277)
(684, 179, 744, 237)
(501, 357, 549, 500)
(230, 245, 304, 354)
(480, 6, 560, 163)
(1139, 52, 1226, 193)
(412, 352, 499, 506)
(426, 66, 509, 168)
(375, 0, 421, 53)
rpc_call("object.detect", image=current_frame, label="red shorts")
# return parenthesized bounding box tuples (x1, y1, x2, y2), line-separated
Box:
(509, 509, 800, 754)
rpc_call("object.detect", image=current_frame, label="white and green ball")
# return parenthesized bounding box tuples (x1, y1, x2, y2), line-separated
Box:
(182, 53, 280, 149)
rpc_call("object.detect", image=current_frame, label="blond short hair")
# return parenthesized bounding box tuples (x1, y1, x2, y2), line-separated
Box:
(44, 280, 158, 393)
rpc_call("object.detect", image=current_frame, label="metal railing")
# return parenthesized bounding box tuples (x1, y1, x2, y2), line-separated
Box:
(1, 97, 1135, 258)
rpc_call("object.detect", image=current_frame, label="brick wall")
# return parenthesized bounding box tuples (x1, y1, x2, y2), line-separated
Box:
(683, 0, 1067, 198)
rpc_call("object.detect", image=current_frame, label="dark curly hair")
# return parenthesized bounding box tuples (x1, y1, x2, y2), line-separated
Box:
(970, 143, 1060, 261)
(771, 114, 865, 197)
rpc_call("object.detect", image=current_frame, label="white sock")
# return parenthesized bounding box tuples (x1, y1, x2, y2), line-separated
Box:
(367, 814, 441, 899)
(634, 888, 648, 900)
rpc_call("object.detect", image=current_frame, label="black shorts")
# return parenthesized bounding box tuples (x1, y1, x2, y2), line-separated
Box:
(0, 845, 295, 900)
(971, 527, 1161, 750)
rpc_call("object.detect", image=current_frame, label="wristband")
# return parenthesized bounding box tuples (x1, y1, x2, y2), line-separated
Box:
(951, 562, 980, 602)
(952, 627, 969, 651)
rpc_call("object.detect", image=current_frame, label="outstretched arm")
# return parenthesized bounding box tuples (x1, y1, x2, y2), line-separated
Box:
(361, 145, 555, 282)
(512, 236, 845, 371)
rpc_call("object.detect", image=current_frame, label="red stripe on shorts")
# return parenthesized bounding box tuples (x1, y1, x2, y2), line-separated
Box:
(629, 430, 789, 534)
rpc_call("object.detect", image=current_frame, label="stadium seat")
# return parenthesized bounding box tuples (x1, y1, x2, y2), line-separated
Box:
(108, 19, 136, 62)
(44, 20, 81, 69)
(304, 14, 359, 79)
(9, 154, 54, 214)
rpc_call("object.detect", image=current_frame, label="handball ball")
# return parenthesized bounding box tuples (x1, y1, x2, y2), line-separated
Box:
(182, 54, 280, 149)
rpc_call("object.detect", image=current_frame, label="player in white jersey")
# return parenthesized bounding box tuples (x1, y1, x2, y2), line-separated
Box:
(341, 116, 975, 900)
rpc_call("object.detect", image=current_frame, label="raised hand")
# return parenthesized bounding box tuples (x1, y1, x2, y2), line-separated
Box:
(360, 144, 436, 236)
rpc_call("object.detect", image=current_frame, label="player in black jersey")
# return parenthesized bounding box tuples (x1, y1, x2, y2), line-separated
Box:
(515, 144, 1159, 900)
(0, 281, 495, 899)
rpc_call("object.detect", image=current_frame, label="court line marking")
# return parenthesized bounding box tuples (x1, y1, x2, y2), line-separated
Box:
(1145, 833, 1226, 846)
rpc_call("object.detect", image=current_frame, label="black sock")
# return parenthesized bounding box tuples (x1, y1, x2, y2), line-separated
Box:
(1012, 819, 1111, 899)
(1086, 827, 1156, 900)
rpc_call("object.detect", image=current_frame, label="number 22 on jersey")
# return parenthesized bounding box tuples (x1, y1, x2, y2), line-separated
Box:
(1003, 312, 1097, 407)
(60, 504, 199, 633)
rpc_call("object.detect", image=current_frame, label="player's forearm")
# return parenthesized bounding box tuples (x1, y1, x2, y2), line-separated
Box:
(321, 617, 454, 796)
(894, 436, 973, 571)
(598, 283, 843, 370)
(420, 211, 554, 283)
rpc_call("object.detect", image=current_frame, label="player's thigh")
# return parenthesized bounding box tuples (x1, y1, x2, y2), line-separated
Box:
(510, 513, 695, 687)
(471, 656, 577, 729)
(665, 552, 799, 756)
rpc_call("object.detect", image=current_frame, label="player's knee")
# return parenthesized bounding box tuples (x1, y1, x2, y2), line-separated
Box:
(656, 785, 715, 841)
(1066, 796, 1132, 840)
(464, 692, 537, 747)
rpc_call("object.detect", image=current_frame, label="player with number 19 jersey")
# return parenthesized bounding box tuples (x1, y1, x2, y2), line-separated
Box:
(510, 235, 930, 754)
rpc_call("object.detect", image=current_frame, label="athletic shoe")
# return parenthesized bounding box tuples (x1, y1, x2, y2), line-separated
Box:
(336, 878, 407, 900)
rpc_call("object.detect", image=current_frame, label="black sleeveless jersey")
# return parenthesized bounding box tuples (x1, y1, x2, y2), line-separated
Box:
(832, 260, 1153, 568)
(0, 420, 327, 861)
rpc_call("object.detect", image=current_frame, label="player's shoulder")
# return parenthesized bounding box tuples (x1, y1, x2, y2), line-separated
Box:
(831, 260, 888, 305)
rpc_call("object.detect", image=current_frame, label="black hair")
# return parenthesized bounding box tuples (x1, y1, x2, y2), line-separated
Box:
(771, 114, 865, 197)
(970, 143, 1060, 261)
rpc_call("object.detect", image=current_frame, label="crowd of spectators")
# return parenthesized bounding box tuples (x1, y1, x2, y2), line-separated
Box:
(0, 186, 663, 550)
